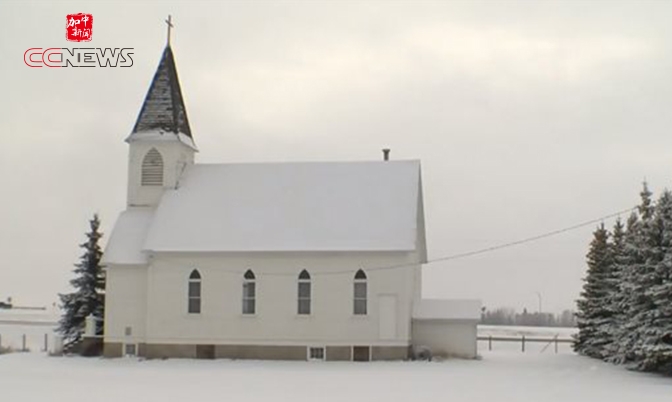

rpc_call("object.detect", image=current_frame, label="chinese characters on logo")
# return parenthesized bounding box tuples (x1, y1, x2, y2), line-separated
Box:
(66, 13, 93, 42)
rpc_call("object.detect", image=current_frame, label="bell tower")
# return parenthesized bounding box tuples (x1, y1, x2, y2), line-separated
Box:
(125, 43, 197, 207)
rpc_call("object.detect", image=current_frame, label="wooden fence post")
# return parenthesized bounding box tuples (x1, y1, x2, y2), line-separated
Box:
(22, 334, 26, 351)
(522, 335, 525, 353)
(44, 333, 48, 352)
(488, 335, 492, 351)
(555, 336, 558, 354)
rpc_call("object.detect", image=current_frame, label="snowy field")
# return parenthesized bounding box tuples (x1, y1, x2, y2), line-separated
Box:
(2, 346, 671, 401)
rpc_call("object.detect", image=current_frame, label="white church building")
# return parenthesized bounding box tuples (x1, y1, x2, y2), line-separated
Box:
(102, 44, 480, 361)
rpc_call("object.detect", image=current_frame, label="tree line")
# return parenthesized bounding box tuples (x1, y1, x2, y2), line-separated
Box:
(574, 183, 672, 374)
(481, 307, 576, 327)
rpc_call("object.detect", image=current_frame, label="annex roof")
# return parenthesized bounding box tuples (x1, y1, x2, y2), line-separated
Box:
(413, 299, 482, 321)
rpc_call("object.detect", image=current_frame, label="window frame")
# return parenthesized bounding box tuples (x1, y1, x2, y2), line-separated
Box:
(242, 269, 256, 315)
(353, 269, 367, 315)
(297, 269, 311, 315)
(123, 343, 138, 357)
(307, 346, 326, 361)
(188, 269, 201, 314)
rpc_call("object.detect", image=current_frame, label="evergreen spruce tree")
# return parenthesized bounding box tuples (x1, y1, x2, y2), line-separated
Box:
(635, 190, 672, 373)
(57, 214, 106, 343)
(600, 217, 625, 360)
(574, 223, 614, 358)
(624, 183, 660, 368)
(607, 213, 639, 363)
(613, 183, 655, 365)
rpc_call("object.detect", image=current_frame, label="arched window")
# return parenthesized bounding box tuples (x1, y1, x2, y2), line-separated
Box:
(141, 148, 164, 186)
(242, 269, 256, 315)
(354, 269, 367, 315)
(298, 269, 311, 315)
(188, 269, 201, 314)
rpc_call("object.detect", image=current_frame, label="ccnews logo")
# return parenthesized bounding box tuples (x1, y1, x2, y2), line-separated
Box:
(24, 48, 134, 68)
(24, 13, 134, 68)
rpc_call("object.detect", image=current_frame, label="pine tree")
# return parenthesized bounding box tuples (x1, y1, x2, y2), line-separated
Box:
(57, 214, 106, 343)
(574, 223, 614, 358)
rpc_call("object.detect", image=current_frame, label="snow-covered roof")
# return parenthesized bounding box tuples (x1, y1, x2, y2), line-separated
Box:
(413, 299, 482, 321)
(102, 208, 154, 264)
(143, 160, 422, 252)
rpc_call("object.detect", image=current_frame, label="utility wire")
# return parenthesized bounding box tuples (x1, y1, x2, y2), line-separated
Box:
(421, 206, 637, 265)
(214, 206, 638, 277)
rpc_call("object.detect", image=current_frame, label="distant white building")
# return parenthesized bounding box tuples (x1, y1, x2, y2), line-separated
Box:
(102, 44, 480, 361)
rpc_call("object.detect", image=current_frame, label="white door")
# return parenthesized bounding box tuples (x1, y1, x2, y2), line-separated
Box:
(378, 295, 397, 340)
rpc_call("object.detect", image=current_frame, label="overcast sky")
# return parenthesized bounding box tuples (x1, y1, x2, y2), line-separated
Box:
(2, 0, 671, 313)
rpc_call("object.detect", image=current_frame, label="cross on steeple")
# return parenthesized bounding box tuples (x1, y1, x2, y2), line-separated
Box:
(165, 15, 174, 46)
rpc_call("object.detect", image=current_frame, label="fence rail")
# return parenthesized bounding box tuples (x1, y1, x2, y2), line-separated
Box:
(478, 335, 573, 353)
(0, 320, 57, 326)
(0, 332, 54, 353)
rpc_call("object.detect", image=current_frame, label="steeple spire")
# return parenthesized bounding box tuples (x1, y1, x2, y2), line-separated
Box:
(131, 43, 193, 141)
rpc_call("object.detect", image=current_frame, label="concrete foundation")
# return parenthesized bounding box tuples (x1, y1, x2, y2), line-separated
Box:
(105, 342, 409, 361)
(372, 346, 409, 360)
(326, 346, 351, 361)
(215, 344, 306, 360)
(103, 342, 122, 358)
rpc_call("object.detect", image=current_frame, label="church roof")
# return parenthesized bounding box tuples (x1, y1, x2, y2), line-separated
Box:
(137, 160, 424, 253)
(131, 46, 193, 139)
(102, 208, 154, 265)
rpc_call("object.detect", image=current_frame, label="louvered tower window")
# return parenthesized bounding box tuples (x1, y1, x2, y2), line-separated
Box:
(141, 148, 164, 186)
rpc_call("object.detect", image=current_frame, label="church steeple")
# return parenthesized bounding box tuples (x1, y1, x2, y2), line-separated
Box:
(131, 45, 193, 140)
(125, 37, 197, 208)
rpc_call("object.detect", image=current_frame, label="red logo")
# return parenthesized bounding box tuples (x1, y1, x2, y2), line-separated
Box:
(66, 13, 93, 42)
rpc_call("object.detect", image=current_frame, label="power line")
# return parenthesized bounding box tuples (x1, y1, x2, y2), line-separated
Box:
(422, 206, 637, 265)
(208, 206, 638, 277)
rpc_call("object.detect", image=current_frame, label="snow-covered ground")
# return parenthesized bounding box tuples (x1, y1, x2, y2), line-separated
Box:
(1, 346, 671, 401)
